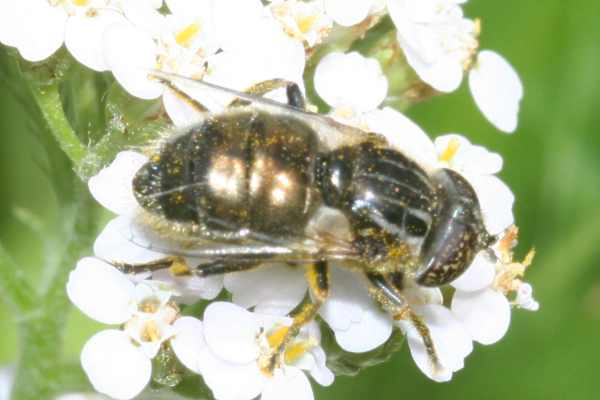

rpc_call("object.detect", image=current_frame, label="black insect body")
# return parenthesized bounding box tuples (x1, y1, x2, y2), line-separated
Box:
(123, 73, 494, 371)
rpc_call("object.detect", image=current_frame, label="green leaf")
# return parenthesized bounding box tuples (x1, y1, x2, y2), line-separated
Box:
(320, 324, 404, 377)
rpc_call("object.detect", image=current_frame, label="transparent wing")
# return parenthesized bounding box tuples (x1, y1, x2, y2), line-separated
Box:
(117, 208, 359, 263)
(151, 70, 374, 151)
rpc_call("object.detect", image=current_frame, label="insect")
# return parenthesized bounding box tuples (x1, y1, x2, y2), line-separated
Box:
(115, 71, 494, 372)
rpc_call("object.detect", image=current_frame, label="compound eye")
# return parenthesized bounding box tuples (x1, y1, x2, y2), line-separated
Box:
(416, 223, 479, 287)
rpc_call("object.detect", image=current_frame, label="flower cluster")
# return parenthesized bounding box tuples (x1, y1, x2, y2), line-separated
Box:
(0, 0, 537, 399)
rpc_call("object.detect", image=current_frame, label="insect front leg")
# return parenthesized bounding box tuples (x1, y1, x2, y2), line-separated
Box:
(262, 260, 330, 374)
(366, 272, 442, 373)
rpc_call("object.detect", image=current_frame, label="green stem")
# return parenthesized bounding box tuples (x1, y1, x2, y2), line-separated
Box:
(11, 188, 97, 400)
(30, 83, 87, 176)
(0, 244, 36, 312)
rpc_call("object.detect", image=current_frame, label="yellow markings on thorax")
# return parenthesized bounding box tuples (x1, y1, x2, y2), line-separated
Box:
(176, 22, 201, 47)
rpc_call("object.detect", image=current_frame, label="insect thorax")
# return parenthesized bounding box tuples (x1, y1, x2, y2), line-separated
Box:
(315, 142, 489, 285)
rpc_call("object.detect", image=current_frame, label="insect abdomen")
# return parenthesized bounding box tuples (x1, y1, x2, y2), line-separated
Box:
(133, 111, 320, 237)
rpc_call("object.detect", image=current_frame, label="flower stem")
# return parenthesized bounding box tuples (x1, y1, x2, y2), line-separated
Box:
(30, 83, 88, 178)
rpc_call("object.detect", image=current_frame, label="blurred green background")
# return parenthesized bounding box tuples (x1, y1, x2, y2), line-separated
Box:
(1, 0, 599, 399)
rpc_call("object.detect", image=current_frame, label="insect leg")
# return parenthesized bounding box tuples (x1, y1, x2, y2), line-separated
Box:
(366, 272, 442, 373)
(229, 79, 306, 109)
(191, 259, 260, 277)
(153, 76, 210, 114)
(263, 260, 329, 374)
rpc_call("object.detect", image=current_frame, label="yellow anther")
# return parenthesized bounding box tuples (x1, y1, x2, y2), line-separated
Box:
(138, 298, 160, 313)
(439, 138, 461, 163)
(72, 0, 89, 6)
(284, 339, 316, 364)
(297, 14, 318, 34)
(175, 22, 201, 47)
(141, 320, 160, 342)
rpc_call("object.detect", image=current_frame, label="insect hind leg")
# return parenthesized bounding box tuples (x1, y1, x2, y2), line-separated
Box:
(262, 260, 329, 374)
(367, 272, 442, 373)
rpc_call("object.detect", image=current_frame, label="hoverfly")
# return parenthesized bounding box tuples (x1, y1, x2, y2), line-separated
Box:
(114, 71, 494, 371)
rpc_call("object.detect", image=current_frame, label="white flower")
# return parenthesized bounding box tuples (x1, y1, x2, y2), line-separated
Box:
(387, 0, 523, 133)
(269, 0, 333, 47)
(0, 0, 131, 71)
(323, 0, 384, 27)
(103, 0, 218, 101)
(173, 302, 333, 400)
(224, 263, 472, 381)
(367, 108, 515, 236)
(314, 52, 388, 128)
(451, 226, 538, 345)
(104, 0, 305, 127)
(88, 151, 224, 302)
(67, 257, 180, 399)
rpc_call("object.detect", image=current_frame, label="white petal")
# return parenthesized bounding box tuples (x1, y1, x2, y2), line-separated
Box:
(364, 107, 437, 170)
(400, 305, 472, 382)
(213, 0, 266, 52)
(263, 368, 314, 400)
(434, 134, 503, 175)
(171, 317, 206, 373)
(0, 366, 14, 400)
(88, 151, 148, 216)
(451, 251, 496, 292)
(103, 24, 163, 100)
(318, 266, 370, 332)
(16, 0, 67, 62)
(81, 330, 151, 400)
(401, 38, 464, 93)
(199, 352, 265, 400)
(203, 302, 260, 364)
(152, 268, 223, 304)
(466, 174, 515, 235)
(307, 347, 335, 387)
(0, 1, 23, 47)
(162, 89, 205, 127)
(452, 288, 511, 345)
(67, 258, 135, 324)
(314, 52, 387, 112)
(334, 307, 393, 353)
(469, 50, 523, 133)
(224, 264, 307, 316)
(94, 216, 166, 264)
(65, 11, 126, 72)
(323, 0, 372, 27)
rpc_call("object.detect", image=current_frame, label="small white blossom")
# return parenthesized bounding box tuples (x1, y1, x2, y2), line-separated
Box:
(387, 0, 523, 132)
(269, 0, 333, 47)
(0, 0, 132, 71)
(174, 302, 333, 400)
(451, 227, 538, 345)
(323, 0, 383, 27)
(314, 52, 388, 128)
(67, 258, 180, 399)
